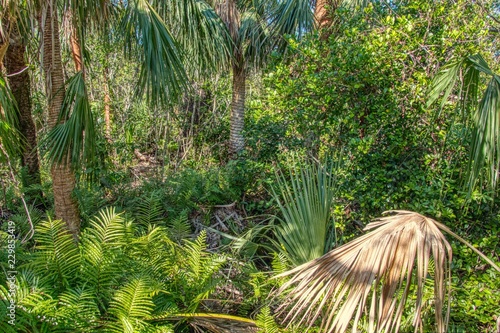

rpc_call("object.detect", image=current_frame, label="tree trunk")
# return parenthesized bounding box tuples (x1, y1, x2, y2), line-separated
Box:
(4, 26, 43, 197)
(230, 61, 246, 156)
(103, 66, 112, 142)
(315, 0, 330, 28)
(42, 1, 80, 238)
(314, 0, 340, 38)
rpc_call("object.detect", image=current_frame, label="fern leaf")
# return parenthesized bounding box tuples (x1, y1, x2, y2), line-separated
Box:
(109, 278, 156, 319)
(32, 218, 80, 289)
(256, 307, 279, 333)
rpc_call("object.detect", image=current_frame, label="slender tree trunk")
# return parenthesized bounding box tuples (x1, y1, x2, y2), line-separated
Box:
(42, 1, 80, 237)
(217, 0, 246, 157)
(314, 0, 340, 38)
(230, 60, 246, 156)
(103, 66, 112, 142)
(4, 26, 43, 196)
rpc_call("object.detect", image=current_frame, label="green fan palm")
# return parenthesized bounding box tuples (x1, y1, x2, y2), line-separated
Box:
(428, 53, 500, 192)
(272, 158, 337, 266)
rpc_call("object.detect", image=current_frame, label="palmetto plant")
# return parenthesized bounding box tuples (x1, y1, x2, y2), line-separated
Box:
(272, 158, 337, 266)
(273, 210, 500, 333)
(428, 53, 500, 192)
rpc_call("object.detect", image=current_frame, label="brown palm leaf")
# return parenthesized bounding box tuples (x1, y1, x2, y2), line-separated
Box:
(273, 210, 456, 333)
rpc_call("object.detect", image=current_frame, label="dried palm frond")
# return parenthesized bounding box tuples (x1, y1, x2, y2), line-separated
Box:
(273, 210, 456, 333)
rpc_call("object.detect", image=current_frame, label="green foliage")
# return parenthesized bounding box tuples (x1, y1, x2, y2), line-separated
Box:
(272, 157, 337, 266)
(256, 307, 279, 333)
(42, 72, 97, 173)
(0, 207, 238, 332)
(0, 74, 21, 159)
(428, 54, 500, 192)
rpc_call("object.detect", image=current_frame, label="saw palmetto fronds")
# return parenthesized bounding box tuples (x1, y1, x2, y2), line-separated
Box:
(428, 53, 500, 192)
(274, 210, 454, 333)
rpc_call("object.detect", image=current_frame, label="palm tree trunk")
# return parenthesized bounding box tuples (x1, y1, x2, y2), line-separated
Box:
(314, 0, 340, 38)
(314, 0, 330, 27)
(4, 27, 42, 196)
(230, 61, 246, 156)
(42, 1, 80, 238)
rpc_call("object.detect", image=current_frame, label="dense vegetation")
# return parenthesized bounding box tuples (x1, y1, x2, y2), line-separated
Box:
(1, 0, 499, 332)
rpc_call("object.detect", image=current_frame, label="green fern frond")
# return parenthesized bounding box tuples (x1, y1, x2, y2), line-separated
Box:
(32, 218, 80, 290)
(134, 192, 165, 226)
(167, 211, 191, 243)
(256, 307, 279, 333)
(80, 208, 134, 310)
(86, 207, 128, 245)
(271, 252, 290, 275)
(109, 278, 157, 320)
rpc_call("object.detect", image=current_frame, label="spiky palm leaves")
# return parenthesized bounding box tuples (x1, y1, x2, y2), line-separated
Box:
(272, 158, 337, 266)
(274, 211, 454, 333)
(428, 54, 500, 192)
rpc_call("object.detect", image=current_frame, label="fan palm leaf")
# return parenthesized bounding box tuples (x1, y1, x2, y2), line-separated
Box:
(428, 53, 500, 192)
(41, 71, 96, 170)
(274, 211, 454, 333)
(120, 0, 187, 107)
(272, 158, 337, 266)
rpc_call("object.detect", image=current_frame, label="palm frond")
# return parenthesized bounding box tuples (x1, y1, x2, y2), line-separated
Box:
(239, 7, 270, 70)
(273, 211, 453, 333)
(41, 71, 97, 172)
(160, 0, 232, 75)
(120, 0, 187, 107)
(427, 54, 500, 192)
(149, 313, 257, 333)
(272, 158, 337, 266)
(268, 0, 314, 48)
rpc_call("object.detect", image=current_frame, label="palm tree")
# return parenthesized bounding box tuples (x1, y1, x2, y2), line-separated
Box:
(40, 0, 81, 236)
(38, 0, 232, 237)
(428, 54, 500, 192)
(211, 0, 317, 156)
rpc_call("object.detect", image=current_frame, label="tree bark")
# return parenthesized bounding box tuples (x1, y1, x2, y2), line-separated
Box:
(314, 0, 340, 38)
(315, 0, 331, 28)
(42, 1, 80, 238)
(230, 61, 246, 156)
(217, 0, 246, 157)
(4, 25, 43, 195)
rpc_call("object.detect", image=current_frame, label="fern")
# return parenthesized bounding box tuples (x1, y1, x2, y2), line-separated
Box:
(79, 207, 132, 311)
(180, 231, 226, 311)
(108, 278, 158, 333)
(256, 307, 280, 333)
(31, 218, 80, 291)
(167, 210, 191, 243)
(134, 192, 165, 226)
